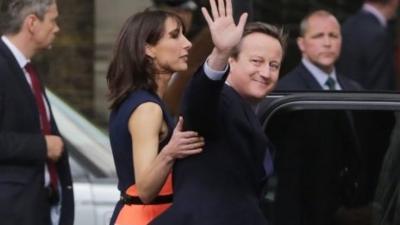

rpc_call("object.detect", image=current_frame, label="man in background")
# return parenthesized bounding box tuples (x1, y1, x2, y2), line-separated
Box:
(274, 10, 363, 225)
(0, 0, 74, 224)
(276, 10, 361, 91)
(338, 0, 399, 91)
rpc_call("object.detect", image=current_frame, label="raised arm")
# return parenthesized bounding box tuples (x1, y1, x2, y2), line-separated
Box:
(182, 0, 248, 135)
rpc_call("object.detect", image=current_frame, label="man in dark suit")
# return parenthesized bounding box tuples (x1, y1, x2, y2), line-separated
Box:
(149, 1, 285, 224)
(338, 0, 399, 91)
(274, 10, 364, 225)
(276, 10, 361, 91)
(0, 0, 74, 224)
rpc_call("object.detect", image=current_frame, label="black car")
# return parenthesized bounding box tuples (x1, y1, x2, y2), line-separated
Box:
(257, 92, 400, 225)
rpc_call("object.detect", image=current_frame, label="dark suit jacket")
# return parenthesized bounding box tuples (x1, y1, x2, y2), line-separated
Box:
(275, 62, 362, 91)
(273, 63, 363, 225)
(150, 66, 270, 225)
(0, 39, 74, 225)
(338, 10, 396, 91)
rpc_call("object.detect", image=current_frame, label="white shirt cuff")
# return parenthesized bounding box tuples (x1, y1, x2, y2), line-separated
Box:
(203, 59, 228, 81)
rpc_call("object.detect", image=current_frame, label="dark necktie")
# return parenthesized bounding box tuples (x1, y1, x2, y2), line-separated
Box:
(25, 63, 59, 197)
(325, 76, 336, 90)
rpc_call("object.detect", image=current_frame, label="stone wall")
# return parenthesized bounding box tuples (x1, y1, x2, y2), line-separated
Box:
(35, 0, 95, 122)
(94, 0, 152, 126)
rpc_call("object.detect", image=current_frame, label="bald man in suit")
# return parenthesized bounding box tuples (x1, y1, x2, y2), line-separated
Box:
(274, 10, 363, 225)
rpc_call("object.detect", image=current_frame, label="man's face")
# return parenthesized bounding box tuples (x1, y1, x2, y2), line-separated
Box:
(297, 15, 341, 73)
(31, 3, 59, 51)
(228, 32, 283, 103)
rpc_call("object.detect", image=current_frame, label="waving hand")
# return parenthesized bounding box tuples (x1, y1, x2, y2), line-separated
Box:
(202, 0, 248, 70)
(202, 0, 248, 54)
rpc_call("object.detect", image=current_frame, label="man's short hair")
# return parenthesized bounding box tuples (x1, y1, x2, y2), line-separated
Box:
(231, 22, 288, 59)
(299, 10, 337, 37)
(0, 0, 55, 35)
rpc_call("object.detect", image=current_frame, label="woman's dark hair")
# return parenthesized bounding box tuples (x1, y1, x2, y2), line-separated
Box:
(107, 10, 184, 110)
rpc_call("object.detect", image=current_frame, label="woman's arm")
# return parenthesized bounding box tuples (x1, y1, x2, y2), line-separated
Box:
(129, 102, 203, 203)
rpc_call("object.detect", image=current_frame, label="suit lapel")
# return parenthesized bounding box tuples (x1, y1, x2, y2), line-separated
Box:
(224, 85, 265, 140)
(224, 85, 255, 126)
(361, 10, 384, 28)
(337, 74, 356, 91)
(298, 63, 324, 90)
(337, 76, 347, 90)
(0, 39, 40, 122)
(223, 85, 270, 180)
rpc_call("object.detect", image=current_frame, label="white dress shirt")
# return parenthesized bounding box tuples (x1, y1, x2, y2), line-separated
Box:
(302, 58, 342, 90)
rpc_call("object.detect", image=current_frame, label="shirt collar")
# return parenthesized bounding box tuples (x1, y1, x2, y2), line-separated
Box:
(302, 58, 341, 90)
(362, 3, 387, 27)
(1, 35, 30, 68)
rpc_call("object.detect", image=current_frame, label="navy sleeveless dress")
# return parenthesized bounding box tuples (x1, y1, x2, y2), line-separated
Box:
(108, 90, 174, 225)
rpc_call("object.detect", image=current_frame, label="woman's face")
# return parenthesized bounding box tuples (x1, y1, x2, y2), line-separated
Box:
(146, 17, 192, 75)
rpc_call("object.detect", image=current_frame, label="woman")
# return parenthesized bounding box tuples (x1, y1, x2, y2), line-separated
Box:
(106, 10, 204, 225)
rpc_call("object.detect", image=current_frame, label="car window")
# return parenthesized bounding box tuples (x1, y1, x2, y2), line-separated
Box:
(259, 93, 400, 225)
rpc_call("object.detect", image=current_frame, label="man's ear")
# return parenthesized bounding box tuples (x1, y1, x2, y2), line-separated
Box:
(228, 57, 233, 64)
(229, 54, 241, 64)
(24, 14, 38, 34)
(145, 44, 155, 58)
(228, 56, 237, 70)
(297, 37, 305, 53)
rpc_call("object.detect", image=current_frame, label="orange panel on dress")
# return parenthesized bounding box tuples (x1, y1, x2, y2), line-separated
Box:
(115, 173, 173, 225)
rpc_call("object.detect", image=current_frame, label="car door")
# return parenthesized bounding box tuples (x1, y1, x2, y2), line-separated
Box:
(257, 92, 400, 225)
